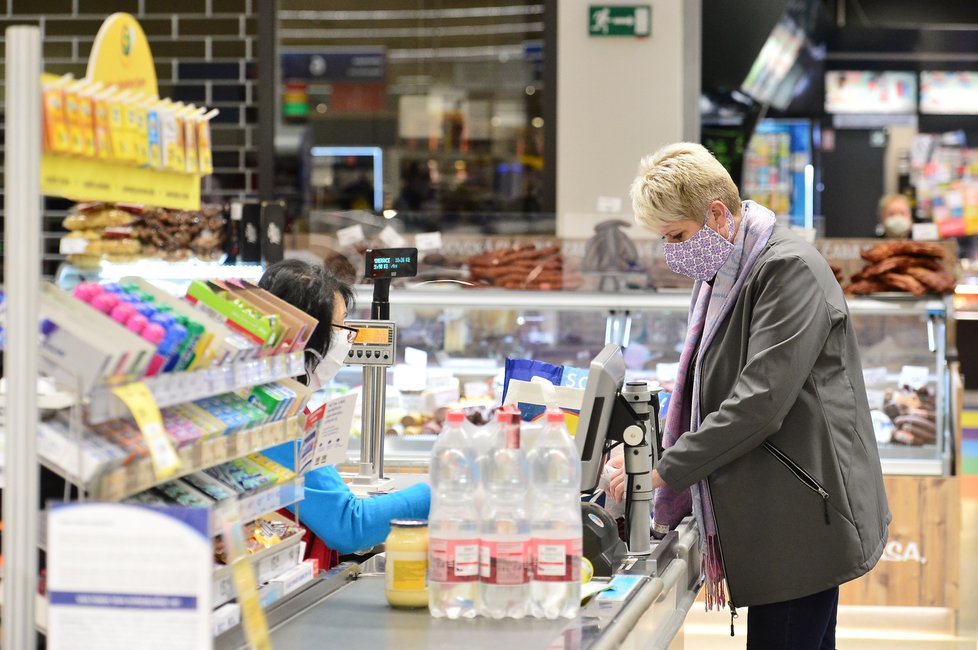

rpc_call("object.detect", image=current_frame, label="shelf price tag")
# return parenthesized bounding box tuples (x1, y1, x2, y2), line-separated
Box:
(222, 511, 272, 650)
(112, 382, 180, 480)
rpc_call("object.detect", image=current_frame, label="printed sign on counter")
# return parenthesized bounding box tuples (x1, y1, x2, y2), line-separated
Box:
(47, 503, 212, 650)
(298, 392, 358, 473)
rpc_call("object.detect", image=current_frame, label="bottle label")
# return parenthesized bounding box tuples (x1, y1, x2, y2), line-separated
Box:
(386, 552, 428, 592)
(429, 538, 480, 583)
(480, 539, 529, 585)
(532, 537, 582, 582)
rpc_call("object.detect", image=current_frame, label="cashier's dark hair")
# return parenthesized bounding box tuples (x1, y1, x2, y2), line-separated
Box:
(259, 259, 355, 374)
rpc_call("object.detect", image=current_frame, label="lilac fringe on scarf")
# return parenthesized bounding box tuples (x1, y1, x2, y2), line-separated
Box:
(652, 201, 776, 611)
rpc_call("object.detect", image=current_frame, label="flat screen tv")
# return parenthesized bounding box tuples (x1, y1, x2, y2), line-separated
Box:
(825, 71, 917, 114)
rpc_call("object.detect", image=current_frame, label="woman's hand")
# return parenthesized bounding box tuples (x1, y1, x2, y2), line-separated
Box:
(607, 457, 666, 503)
(607, 456, 626, 503)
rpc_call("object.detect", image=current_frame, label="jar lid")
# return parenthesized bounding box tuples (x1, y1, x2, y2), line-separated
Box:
(390, 519, 428, 528)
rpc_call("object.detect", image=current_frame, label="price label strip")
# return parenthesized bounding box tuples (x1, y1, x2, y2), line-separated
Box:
(222, 507, 272, 650)
(112, 382, 181, 480)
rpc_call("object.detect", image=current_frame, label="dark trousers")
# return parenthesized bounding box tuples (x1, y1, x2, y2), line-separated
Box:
(746, 586, 839, 650)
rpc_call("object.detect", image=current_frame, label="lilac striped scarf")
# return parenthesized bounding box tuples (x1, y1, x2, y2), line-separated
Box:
(653, 201, 776, 610)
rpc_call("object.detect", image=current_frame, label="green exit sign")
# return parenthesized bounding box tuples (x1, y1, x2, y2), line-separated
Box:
(588, 5, 651, 37)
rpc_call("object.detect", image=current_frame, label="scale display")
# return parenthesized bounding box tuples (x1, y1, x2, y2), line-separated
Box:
(343, 319, 396, 366)
(365, 248, 418, 280)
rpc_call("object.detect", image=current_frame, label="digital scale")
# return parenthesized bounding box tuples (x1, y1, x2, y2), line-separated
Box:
(346, 247, 417, 487)
(343, 320, 396, 366)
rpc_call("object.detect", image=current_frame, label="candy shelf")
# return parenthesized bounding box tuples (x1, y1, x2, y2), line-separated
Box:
(38, 415, 303, 502)
(86, 351, 306, 424)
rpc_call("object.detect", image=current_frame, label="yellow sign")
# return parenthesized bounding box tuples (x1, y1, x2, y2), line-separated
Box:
(42, 153, 201, 210)
(111, 382, 180, 479)
(223, 517, 272, 650)
(86, 13, 159, 99)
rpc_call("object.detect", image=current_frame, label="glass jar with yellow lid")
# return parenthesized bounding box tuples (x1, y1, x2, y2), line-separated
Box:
(385, 519, 429, 608)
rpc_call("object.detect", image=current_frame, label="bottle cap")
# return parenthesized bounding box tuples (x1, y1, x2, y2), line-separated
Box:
(141, 323, 166, 345)
(545, 408, 565, 424)
(184, 320, 205, 337)
(72, 282, 101, 301)
(110, 302, 137, 324)
(120, 282, 139, 293)
(91, 293, 118, 314)
(102, 282, 123, 294)
(389, 519, 428, 528)
(126, 313, 148, 334)
(135, 301, 158, 319)
(446, 409, 466, 425)
(150, 312, 175, 329)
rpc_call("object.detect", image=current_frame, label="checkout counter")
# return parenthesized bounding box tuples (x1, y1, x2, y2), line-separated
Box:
(216, 518, 701, 650)
(217, 252, 704, 648)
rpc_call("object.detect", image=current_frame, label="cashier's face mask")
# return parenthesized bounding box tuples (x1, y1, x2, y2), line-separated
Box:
(884, 215, 912, 237)
(305, 331, 352, 390)
(662, 210, 735, 281)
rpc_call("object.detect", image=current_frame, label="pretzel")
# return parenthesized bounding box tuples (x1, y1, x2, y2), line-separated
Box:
(861, 241, 946, 263)
(904, 267, 956, 294)
(846, 279, 889, 294)
(879, 272, 927, 296)
(862, 255, 943, 278)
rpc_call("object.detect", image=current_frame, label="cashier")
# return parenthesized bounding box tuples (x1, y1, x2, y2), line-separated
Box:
(259, 260, 431, 567)
(610, 142, 890, 648)
(877, 193, 913, 239)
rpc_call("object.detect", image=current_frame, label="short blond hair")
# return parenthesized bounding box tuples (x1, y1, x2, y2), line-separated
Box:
(878, 193, 910, 219)
(630, 142, 742, 232)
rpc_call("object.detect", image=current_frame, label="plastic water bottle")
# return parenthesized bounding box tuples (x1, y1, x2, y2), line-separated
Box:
(479, 409, 530, 619)
(528, 409, 582, 619)
(428, 409, 480, 618)
(471, 407, 512, 506)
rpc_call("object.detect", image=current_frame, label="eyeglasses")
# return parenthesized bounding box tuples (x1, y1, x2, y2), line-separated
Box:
(331, 322, 359, 343)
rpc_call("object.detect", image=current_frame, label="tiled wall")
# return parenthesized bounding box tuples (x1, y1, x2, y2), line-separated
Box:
(0, 0, 260, 276)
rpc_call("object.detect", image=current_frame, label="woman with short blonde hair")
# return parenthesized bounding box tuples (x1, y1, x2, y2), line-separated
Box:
(630, 142, 742, 233)
(609, 142, 890, 648)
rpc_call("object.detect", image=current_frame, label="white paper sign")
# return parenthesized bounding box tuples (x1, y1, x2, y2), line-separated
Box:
(414, 231, 443, 251)
(596, 196, 623, 213)
(379, 225, 407, 248)
(298, 392, 358, 473)
(912, 222, 940, 241)
(862, 367, 889, 386)
(47, 504, 212, 650)
(898, 365, 930, 390)
(336, 224, 366, 248)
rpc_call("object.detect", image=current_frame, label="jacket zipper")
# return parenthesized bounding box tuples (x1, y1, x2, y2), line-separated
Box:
(763, 442, 831, 525)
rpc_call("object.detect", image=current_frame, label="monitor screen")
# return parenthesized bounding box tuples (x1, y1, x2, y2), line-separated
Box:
(739, 0, 827, 112)
(920, 71, 978, 115)
(576, 344, 626, 493)
(825, 71, 917, 114)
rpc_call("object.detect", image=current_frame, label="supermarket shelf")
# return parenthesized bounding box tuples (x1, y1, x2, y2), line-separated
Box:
(356, 285, 948, 315)
(40, 415, 303, 502)
(213, 477, 305, 536)
(87, 351, 306, 424)
(36, 532, 310, 637)
(213, 527, 306, 609)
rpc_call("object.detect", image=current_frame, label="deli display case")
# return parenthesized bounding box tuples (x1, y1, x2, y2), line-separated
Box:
(336, 286, 956, 478)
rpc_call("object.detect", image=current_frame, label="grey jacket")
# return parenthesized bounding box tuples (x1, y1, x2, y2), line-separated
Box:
(656, 224, 891, 607)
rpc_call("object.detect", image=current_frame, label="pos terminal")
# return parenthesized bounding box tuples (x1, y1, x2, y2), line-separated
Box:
(343, 247, 418, 486)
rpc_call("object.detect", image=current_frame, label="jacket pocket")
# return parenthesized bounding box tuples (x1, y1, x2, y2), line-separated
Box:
(763, 442, 831, 525)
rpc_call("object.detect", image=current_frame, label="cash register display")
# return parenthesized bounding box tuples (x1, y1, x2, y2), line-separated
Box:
(576, 344, 627, 493)
(365, 248, 418, 279)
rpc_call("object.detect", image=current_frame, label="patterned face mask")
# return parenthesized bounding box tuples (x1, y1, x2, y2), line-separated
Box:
(663, 211, 735, 281)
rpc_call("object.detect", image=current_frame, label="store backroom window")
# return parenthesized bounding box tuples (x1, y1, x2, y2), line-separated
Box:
(277, 1, 553, 235)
